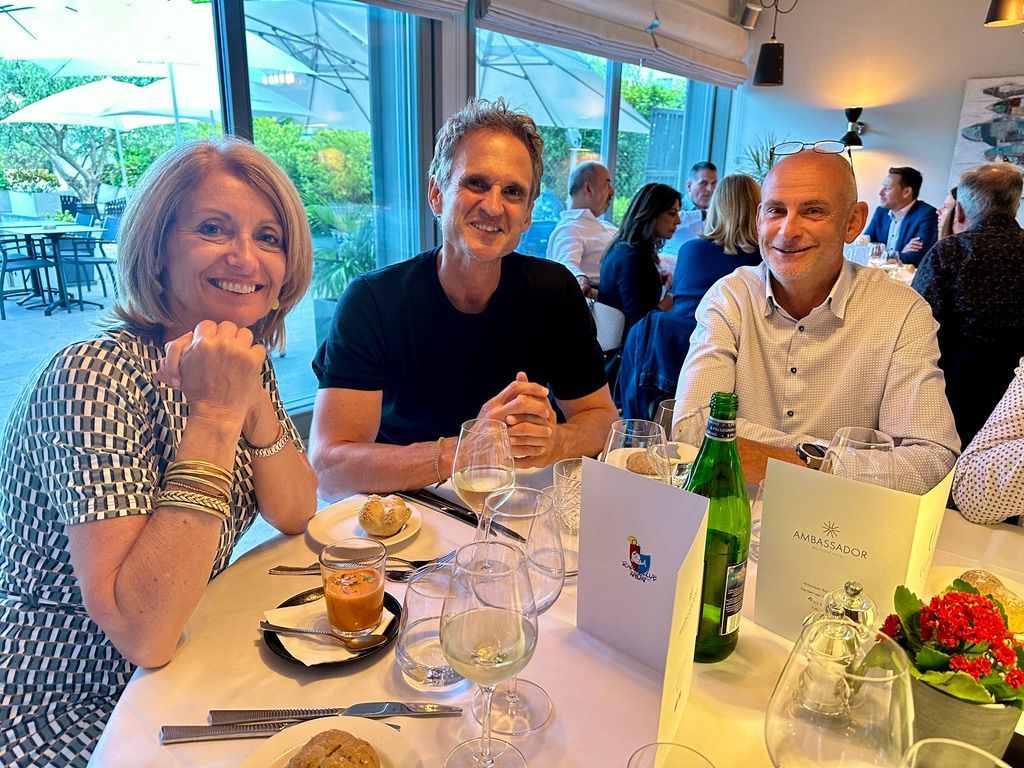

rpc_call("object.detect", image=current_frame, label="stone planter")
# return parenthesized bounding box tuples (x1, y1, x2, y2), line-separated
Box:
(911, 677, 1021, 766)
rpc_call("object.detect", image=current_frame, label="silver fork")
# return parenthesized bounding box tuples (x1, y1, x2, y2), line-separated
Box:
(268, 549, 456, 576)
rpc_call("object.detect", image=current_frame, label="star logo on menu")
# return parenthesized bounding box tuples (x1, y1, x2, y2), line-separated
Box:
(822, 521, 840, 538)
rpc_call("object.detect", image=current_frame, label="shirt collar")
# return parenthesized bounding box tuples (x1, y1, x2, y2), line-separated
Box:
(763, 258, 855, 321)
(888, 200, 915, 222)
(561, 208, 598, 222)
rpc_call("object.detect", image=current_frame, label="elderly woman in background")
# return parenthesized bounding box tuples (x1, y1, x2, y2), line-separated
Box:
(598, 182, 680, 340)
(671, 173, 763, 343)
(0, 138, 316, 766)
(952, 357, 1024, 527)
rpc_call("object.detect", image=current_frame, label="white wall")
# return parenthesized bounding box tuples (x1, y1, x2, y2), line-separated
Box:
(727, 0, 1024, 212)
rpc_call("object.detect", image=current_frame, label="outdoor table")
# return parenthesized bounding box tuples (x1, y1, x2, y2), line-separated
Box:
(88, 500, 1024, 767)
(0, 223, 104, 315)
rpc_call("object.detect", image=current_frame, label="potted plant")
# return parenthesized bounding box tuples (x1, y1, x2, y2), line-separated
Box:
(4, 168, 62, 217)
(738, 131, 785, 183)
(880, 580, 1024, 762)
(307, 202, 376, 345)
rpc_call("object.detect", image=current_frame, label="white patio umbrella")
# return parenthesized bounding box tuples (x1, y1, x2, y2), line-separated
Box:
(102, 70, 315, 124)
(477, 32, 649, 133)
(1, 78, 178, 187)
(0, 0, 316, 138)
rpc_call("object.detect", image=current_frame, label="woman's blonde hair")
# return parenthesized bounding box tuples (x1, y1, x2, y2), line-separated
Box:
(112, 137, 312, 352)
(702, 173, 760, 255)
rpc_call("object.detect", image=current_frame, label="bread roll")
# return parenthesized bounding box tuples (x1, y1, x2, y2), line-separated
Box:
(960, 569, 1024, 633)
(358, 494, 411, 537)
(286, 728, 380, 768)
(625, 450, 658, 476)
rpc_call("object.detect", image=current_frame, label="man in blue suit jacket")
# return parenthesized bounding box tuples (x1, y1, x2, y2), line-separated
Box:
(862, 166, 938, 266)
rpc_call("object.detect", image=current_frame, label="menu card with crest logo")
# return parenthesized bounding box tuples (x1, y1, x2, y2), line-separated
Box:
(754, 460, 955, 641)
(575, 457, 709, 737)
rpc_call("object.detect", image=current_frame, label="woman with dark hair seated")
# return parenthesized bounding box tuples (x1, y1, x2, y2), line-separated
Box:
(0, 138, 317, 767)
(936, 186, 963, 240)
(598, 182, 680, 338)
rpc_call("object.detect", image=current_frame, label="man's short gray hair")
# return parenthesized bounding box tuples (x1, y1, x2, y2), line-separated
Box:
(957, 163, 1023, 223)
(568, 161, 606, 197)
(427, 98, 545, 202)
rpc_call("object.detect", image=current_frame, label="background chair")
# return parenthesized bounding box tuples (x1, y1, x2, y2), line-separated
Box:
(103, 198, 127, 218)
(59, 194, 79, 216)
(1, 236, 54, 320)
(58, 219, 117, 304)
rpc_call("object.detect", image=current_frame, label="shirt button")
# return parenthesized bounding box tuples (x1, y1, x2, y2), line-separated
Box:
(790, 367, 797, 374)
(798, 325, 805, 332)
(787, 410, 794, 417)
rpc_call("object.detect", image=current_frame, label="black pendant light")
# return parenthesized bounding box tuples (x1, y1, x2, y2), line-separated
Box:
(840, 107, 865, 148)
(752, 1, 798, 87)
(985, 0, 1024, 26)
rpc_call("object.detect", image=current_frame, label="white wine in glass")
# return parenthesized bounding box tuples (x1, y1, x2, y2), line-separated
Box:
(452, 419, 516, 513)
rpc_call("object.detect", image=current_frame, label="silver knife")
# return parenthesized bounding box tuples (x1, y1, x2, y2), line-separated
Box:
(396, 491, 525, 543)
(159, 720, 400, 745)
(208, 701, 462, 726)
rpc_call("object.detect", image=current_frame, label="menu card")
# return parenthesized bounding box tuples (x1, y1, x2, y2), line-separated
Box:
(754, 460, 954, 640)
(575, 457, 708, 735)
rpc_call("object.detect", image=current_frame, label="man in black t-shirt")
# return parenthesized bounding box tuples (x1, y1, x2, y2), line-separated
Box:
(310, 99, 617, 497)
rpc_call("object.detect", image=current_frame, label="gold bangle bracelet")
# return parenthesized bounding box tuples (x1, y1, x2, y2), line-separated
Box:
(163, 468, 231, 495)
(432, 436, 445, 488)
(156, 488, 230, 519)
(166, 459, 232, 482)
(164, 478, 230, 501)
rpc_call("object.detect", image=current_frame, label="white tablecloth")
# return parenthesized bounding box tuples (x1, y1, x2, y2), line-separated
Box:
(88, 503, 1024, 767)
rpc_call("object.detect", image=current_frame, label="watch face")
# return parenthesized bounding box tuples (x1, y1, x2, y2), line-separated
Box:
(796, 442, 826, 469)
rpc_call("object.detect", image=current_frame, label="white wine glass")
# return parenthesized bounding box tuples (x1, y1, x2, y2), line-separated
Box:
(820, 427, 897, 489)
(765, 618, 914, 768)
(441, 540, 538, 768)
(452, 418, 516, 513)
(472, 487, 564, 736)
(901, 738, 1012, 768)
(603, 418, 668, 481)
(650, 400, 708, 487)
(626, 743, 716, 768)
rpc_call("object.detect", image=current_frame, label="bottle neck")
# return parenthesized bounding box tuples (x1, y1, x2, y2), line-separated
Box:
(704, 415, 737, 441)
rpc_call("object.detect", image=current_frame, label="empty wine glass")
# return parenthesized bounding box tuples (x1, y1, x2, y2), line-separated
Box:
(901, 738, 1012, 768)
(603, 419, 668, 481)
(472, 487, 564, 736)
(441, 540, 538, 768)
(650, 400, 708, 487)
(626, 743, 716, 768)
(765, 618, 914, 768)
(552, 458, 583, 577)
(820, 427, 897, 489)
(452, 419, 516, 513)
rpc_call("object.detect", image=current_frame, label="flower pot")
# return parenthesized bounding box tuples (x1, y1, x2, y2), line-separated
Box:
(911, 676, 1021, 766)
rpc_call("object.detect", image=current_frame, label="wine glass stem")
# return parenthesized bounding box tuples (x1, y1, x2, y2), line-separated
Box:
(504, 675, 521, 704)
(479, 684, 497, 766)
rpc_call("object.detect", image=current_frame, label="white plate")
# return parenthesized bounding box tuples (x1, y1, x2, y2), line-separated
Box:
(925, 565, 1024, 604)
(307, 495, 423, 550)
(238, 716, 422, 768)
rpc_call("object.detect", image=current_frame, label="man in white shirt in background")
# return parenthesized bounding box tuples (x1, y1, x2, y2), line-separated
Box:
(675, 148, 959, 494)
(660, 161, 717, 270)
(547, 160, 617, 298)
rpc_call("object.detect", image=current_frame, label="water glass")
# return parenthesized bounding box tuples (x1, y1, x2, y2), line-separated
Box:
(626, 743, 715, 768)
(552, 458, 582, 577)
(395, 564, 465, 689)
(901, 738, 1012, 768)
(820, 427, 897, 489)
(603, 419, 667, 480)
(318, 538, 386, 637)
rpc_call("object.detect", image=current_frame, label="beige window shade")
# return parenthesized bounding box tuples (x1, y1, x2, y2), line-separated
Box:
(477, 0, 749, 87)
(369, 0, 466, 20)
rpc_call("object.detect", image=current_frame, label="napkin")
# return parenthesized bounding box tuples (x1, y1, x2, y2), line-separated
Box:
(263, 599, 394, 666)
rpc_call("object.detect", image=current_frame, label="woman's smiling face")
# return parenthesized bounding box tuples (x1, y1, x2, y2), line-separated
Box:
(159, 167, 286, 338)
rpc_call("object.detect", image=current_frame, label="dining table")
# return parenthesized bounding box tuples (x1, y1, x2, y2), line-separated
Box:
(88, 482, 1024, 768)
(0, 222, 105, 314)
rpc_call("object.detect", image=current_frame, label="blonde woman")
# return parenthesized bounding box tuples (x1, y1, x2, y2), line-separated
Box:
(0, 138, 316, 766)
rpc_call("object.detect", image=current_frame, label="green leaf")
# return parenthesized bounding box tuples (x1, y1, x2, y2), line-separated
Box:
(918, 671, 996, 704)
(894, 585, 924, 624)
(914, 647, 950, 670)
(949, 579, 980, 596)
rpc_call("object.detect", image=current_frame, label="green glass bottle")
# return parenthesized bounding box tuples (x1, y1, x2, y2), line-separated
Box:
(684, 391, 750, 663)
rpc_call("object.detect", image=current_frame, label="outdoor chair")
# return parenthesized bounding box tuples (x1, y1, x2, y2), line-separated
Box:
(60, 194, 79, 217)
(1, 236, 54, 320)
(103, 198, 127, 218)
(58, 228, 117, 303)
(77, 202, 100, 219)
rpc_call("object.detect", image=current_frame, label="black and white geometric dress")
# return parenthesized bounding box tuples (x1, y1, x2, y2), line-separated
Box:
(0, 328, 299, 767)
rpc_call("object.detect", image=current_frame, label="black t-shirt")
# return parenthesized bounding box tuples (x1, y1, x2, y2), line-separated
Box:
(312, 248, 607, 445)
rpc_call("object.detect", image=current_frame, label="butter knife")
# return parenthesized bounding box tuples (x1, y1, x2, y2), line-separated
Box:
(396, 490, 525, 543)
(160, 720, 400, 745)
(208, 701, 462, 726)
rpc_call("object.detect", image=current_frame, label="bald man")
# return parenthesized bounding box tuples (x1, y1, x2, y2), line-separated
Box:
(675, 149, 958, 494)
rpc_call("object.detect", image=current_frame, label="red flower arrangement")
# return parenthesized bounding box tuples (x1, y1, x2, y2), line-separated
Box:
(880, 580, 1024, 708)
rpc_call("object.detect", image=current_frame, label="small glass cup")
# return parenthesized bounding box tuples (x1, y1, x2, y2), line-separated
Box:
(626, 742, 715, 768)
(395, 564, 466, 689)
(318, 537, 387, 637)
(552, 458, 583, 577)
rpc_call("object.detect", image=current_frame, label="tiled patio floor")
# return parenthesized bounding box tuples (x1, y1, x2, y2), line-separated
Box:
(0, 280, 323, 431)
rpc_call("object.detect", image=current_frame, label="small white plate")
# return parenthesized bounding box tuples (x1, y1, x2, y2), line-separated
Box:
(925, 565, 1024, 605)
(238, 716, 422, 768)
(307, 495, 423, 550)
